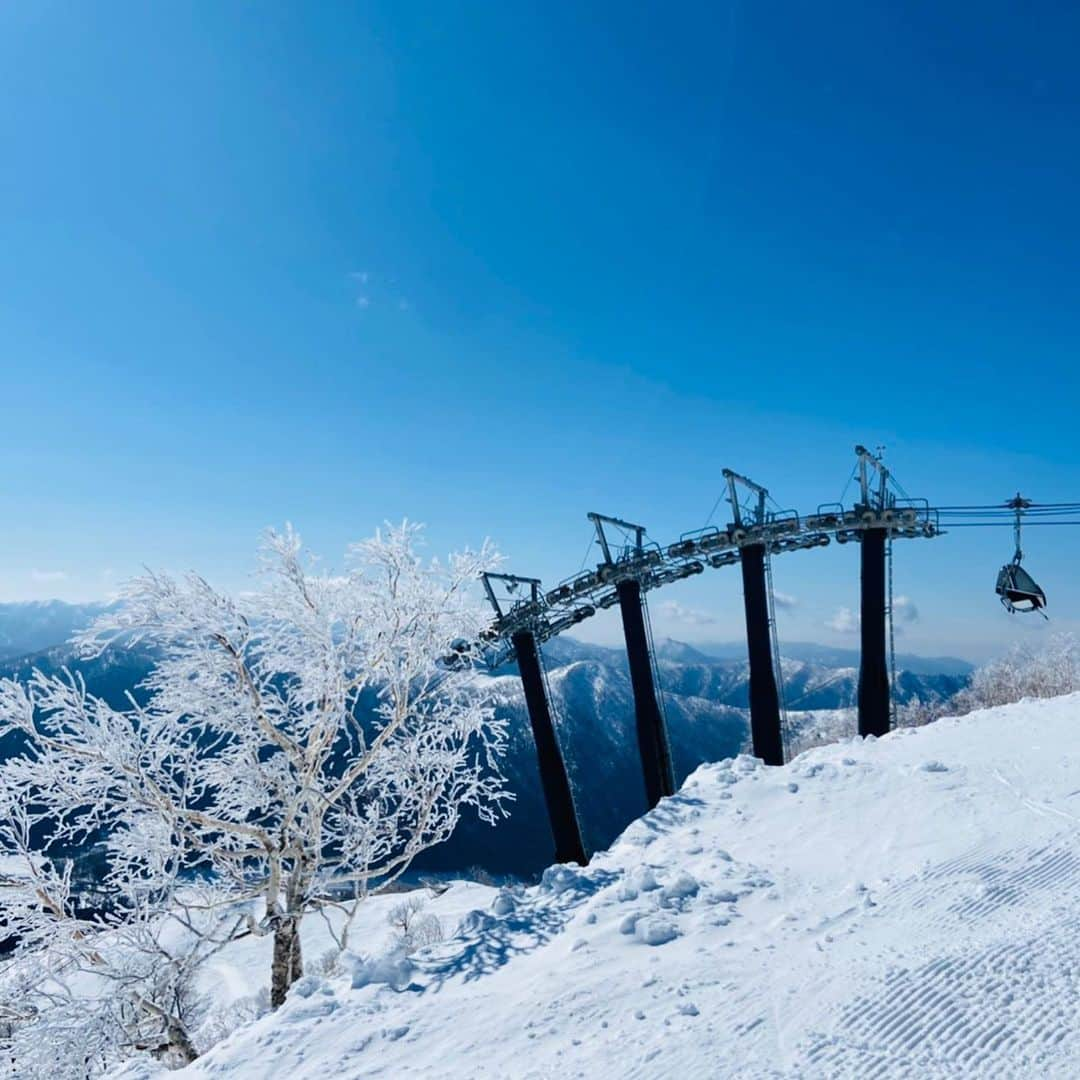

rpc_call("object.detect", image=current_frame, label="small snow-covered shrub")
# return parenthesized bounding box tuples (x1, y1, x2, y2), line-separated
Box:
(895, 634, 1080, 729)
(0, 896, 241, 1078)
(386, 896, 443, 953)
(310, 948, 347, 978)
(894, 696, 941, 729)
(954, 633, 1080, 712)
(194, 988, 271, 1055)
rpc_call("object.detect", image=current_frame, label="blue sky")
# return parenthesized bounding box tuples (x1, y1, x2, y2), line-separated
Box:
(2, 2, 1078, 659)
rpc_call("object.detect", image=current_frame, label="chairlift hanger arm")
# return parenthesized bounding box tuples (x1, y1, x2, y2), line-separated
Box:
(855, 444, 890, 510)
(1006, 492, 1031, 563)
(481, 571, 543, 619)
(722, 468, 768, 528)
(587, 511, 646, 563)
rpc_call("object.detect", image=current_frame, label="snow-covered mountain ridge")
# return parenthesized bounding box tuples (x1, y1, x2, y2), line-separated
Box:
(0, 600, 112, 661)
(1, 634, 966, 875)
(118, 693, 1080, 1079)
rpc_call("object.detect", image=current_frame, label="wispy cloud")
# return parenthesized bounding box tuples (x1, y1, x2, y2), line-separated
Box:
(825, 606, 858, 634)
(31, 569, 67, 583)
(774, 590, 798, 610)
(658, 600, 717, 627)
(894, 595, 919, 623)
(350, 270, 371, 310)
(348, 269, 409, 313)
(824, 599, 917, 635)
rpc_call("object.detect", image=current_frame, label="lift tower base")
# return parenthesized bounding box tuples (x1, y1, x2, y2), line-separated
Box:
(739, 542, 785, 766)
(617, 579, 677, 808)
(511, 629, 588, 866)
(858, 527, 890, 738)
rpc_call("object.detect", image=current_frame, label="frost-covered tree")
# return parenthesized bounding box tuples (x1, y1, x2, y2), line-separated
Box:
(386, 895, 443, 953)
(0, 521, 509, 1062)
(894, 634, 1080, 729)
(0, 859, 242, 1075)
(952, 632, 1080, 713)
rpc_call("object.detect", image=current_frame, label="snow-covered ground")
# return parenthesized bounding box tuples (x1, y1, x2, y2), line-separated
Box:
(117, 694, 1080, 1078)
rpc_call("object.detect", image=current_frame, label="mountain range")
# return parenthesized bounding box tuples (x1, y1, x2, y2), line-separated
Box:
(0, 602, 971, 875)
(0, 600, 112, 661)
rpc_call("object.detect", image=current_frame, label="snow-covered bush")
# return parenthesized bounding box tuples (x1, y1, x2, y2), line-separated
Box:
(0, 879, 243, 1075)
(386, 896, 443, 953)
(952, 633, 1080, 713)
(0, 522, 510, 1074)
(896, 634, 1080, 730)
(893, 696, 941, 728)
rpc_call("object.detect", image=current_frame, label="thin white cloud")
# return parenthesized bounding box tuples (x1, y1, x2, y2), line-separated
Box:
(349, 270, 373, 310)
(825, 600, 915, 634)
(774, 590, 798, 610)
(825, 606, 858, 634)
(658, 600, 717, 627)
(31, 569, 67, 583)
(894, 595, 919, 623)
(348, 270, 411, 314)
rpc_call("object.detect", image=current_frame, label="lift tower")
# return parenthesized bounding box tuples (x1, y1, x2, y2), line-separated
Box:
(854, 446, 892, 739)
(589, 513, 676, 808)
(724, 469, 785, 767)
(481, 573, 588, 866)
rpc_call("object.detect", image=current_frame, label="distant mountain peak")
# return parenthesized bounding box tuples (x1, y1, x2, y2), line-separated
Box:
(0, 599, 113, 662)
(653, 638, 713, 664)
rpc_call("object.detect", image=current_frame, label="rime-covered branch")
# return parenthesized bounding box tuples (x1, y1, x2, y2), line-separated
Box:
(0, 522, 511, 1074)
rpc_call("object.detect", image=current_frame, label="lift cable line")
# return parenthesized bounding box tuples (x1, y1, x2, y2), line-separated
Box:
(937, 502, 1080, 511)
(932, 497, 1071, 615)
(945, 521, 1080, 527)
(702, 491, 726, 530)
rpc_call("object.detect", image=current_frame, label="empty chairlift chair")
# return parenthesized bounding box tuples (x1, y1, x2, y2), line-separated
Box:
(996, 494, 1048, 617)
(996, 559, 1047, 615)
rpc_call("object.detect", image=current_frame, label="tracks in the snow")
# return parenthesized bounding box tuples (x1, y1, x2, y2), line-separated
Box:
(799, 824, 1080, 1078)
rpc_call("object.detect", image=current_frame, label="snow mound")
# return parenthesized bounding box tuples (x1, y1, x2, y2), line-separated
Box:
(115, 694, 1080, 1079)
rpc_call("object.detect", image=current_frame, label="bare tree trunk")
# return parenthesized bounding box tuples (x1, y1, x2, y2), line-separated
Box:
(136, 998, 199, 1067)
(290, 925, 304, 985)
(271, 917, 303, 1008)
(157, 1019, 199, 1068)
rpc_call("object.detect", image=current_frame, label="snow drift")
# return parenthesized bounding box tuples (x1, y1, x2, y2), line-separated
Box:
(116, 694, 1080, 1078)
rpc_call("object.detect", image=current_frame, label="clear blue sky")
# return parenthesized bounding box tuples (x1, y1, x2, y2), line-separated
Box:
(2, 2, 1078, 659)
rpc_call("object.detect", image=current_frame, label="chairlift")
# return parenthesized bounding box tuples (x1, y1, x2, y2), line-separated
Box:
(995, 494, 1048, 617)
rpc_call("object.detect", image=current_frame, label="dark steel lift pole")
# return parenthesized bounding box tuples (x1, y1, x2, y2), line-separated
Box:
(738, 542, 785, 766)
(511, 629, 589, 866)
(723, 469, 785, 766)
(857, 527, 890, 738)
(616, 578, 677, 808)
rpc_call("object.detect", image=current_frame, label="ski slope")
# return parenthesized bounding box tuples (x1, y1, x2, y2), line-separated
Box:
(117, 694, 1080, 1078)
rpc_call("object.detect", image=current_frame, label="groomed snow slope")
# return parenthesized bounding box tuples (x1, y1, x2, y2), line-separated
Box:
(121, 694, 1080, 1079)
